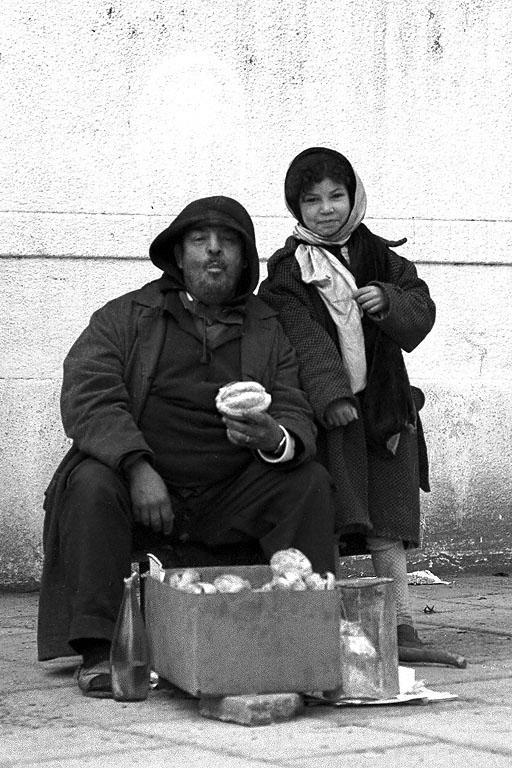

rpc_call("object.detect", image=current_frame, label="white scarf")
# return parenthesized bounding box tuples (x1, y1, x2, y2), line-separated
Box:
(293, 173, 368, 394)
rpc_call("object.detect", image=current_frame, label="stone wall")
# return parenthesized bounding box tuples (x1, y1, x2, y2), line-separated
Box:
(1, 0, 511, 587)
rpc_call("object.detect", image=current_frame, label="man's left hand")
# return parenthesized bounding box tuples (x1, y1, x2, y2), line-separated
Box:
(223, 412, 284, 453)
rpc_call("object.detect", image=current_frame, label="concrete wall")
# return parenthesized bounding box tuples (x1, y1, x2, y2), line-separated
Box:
(1, 0, 511, 588)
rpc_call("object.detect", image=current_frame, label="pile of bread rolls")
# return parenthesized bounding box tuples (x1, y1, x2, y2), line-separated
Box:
(168, 548, 336, 594)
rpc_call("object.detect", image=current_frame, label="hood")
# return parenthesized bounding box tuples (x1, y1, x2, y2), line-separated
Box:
(149, 195, 259, 301)
(284, 146, 366, 227)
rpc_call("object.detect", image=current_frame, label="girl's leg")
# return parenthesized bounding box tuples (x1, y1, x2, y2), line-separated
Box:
(366, 535, 413, 627)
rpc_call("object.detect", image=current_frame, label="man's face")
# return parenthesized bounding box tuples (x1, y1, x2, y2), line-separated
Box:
(175, 225, 246, 305)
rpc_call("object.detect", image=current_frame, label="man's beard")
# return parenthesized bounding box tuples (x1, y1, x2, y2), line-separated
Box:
(183, 260, 243, 305)
(185, 272, 238, 305)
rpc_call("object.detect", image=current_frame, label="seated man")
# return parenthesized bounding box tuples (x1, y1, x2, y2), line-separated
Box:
(37, 195, 337, 698)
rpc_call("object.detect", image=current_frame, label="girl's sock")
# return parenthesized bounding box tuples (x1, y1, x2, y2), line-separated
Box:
(366, 535, 413, 627)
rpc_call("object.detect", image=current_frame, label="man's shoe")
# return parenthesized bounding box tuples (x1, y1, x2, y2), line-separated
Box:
(75, 660, 113, 698)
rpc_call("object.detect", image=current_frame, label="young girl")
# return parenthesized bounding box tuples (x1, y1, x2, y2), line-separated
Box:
(259, 147, 436, 657)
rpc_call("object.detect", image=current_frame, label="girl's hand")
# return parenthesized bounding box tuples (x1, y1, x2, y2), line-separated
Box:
(324, 398, 359, 428)
(354, 285, 389, 315)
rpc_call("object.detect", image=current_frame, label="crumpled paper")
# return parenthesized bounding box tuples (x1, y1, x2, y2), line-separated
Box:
(307, 666, 457, 707)
(407, 569, 451, 585)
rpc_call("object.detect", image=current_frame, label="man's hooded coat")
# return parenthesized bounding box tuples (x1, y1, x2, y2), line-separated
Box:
(38, 196, 318, 661)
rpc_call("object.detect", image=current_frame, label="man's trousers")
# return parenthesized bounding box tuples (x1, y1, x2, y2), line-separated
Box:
(57, 457, 336, 647)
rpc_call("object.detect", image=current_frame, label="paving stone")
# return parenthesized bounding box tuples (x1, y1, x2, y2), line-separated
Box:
(290, 742, 512, 768)
(199, 692, 303, 726)
(135, 716, 431, 757)
(2, 579, 512, 765)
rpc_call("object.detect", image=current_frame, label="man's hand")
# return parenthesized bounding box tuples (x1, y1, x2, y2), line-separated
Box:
(324, 398, 359, 428)
(353, 285, 389, 315)
(128, 459, 174, 535)
(222, 411, 284, 453)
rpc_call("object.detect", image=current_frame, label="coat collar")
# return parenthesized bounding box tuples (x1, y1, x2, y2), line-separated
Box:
(132, 276, 278, 320)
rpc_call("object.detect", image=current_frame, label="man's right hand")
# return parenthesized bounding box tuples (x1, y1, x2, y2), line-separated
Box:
(128, 459, 174, 535)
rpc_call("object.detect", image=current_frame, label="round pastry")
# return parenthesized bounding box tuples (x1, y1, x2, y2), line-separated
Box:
(304, 572, 327, 591)
(278, 571, 308, 591)
(178, 583, 203, 594)
(270, 548, 313, 578)
(168, 568, 201, 590)
(213, 574, 252, 593)
(216, 381, 271, 418)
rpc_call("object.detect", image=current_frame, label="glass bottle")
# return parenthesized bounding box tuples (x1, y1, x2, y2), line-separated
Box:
(110, 571, 151, 702)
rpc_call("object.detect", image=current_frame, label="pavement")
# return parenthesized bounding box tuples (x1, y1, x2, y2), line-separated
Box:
(1, 573, 512, 768)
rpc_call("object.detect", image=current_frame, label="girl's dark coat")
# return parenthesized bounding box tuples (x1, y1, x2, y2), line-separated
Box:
(259, 224, 436, 554)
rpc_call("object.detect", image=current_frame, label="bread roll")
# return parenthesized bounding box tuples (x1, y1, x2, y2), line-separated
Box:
(216, 381, 271, 418)
(270, 548, 313, 578)
(213, 574, 252, 593)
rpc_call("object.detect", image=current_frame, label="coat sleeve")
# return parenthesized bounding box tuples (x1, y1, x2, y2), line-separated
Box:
(263, 320, 319, 463)
(60, 298, 154, 470)
(259, 252, 354, 425)
(369, 253, 436, 352)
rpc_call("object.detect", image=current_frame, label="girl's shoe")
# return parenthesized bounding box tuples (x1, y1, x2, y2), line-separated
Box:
(397, 625, 467, 668)
(397, 623, 424, 649)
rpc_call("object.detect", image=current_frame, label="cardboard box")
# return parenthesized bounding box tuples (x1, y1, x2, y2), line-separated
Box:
(145, 564, 341, 696)
(145, 565, 399, 698)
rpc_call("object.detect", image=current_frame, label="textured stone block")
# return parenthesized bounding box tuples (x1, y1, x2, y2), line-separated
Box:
(199, 692, 303, 726)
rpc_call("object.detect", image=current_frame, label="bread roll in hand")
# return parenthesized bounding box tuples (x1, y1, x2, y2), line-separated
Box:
(216, 381, 272, 418)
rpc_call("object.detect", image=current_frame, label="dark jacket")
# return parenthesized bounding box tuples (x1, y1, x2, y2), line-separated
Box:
(38, 196, 318, 660)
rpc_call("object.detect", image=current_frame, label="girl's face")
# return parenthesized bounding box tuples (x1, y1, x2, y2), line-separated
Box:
(299, 177, 352, 238)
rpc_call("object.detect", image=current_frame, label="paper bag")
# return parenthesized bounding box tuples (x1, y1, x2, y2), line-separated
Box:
(325, 577, 400, 700)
